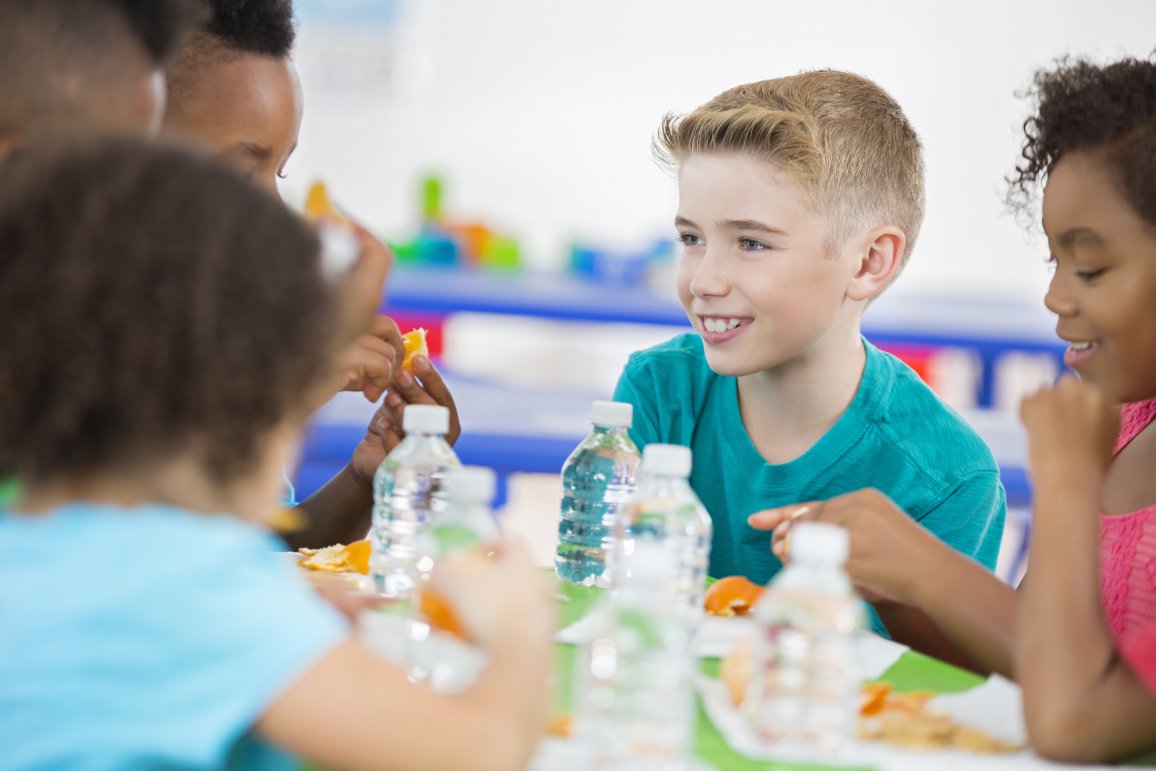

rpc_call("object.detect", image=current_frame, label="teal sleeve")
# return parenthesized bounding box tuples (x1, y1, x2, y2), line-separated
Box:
(914, 470, 1007, 572)
(612, 355, 662, 451)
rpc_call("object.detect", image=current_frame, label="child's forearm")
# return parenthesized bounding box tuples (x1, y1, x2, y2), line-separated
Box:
(1015, 485, 1123, 758)
(900, 541, 1018, 677)
(286, 464, 373, 550)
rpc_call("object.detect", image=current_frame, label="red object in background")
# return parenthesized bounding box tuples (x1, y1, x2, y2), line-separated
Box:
(386, 313, 445, 360)
(876, 343, 934, 386)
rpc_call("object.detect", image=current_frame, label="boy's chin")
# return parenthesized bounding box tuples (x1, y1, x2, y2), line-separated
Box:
(701, 351, 765, 378)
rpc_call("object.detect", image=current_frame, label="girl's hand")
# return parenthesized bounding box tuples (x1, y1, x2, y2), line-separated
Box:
(1019, 376, 1118, 491)
(748, 489, 945, 606)
(430, 537, 555, 648)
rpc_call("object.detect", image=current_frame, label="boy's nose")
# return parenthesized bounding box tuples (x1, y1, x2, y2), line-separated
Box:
(689, 250, 730, 298)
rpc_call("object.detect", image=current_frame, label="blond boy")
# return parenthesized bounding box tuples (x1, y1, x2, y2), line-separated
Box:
(615, 71, 1005, 642)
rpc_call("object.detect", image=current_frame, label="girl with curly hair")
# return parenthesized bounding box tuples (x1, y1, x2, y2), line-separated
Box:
(750, 54, 1156, 763)
(0, 138, 553, 771)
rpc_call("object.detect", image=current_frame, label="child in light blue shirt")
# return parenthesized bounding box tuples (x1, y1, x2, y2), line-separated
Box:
(0, 138, 553, 771)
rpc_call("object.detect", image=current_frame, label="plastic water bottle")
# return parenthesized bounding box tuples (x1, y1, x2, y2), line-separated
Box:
(614, 444, 712, 622)
(408, 466, 499, 691)
(370, 404, 461, 599)
(555, 400, 640, 587)
(421, 465, 500, 560)
(745, 522, 864, 759)
(576, 538, 695, 770)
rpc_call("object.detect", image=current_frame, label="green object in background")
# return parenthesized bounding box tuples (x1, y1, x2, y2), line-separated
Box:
(0, 477, 20, 507)
(420, 174, 444, 222)
(480, 236, 521, 272)
(389, 240, 419, 264)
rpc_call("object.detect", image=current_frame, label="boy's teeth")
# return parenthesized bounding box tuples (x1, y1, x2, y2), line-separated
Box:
(1071, 342, 1092, 351)
(704, 318, 742, 333)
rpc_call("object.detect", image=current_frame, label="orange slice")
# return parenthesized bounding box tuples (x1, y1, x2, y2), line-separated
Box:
(304, 181, 352, 228)
(704, 575, 765, 617)
(401, 328, 428, 373)
(298, 539, 371, 574)
(418, 586, 468, 640)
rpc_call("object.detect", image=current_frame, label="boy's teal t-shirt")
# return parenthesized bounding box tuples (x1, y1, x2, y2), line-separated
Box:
(613, 334, 1006, 633)
(0, 503, 348, 770)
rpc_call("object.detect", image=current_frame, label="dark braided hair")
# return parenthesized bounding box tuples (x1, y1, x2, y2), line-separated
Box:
(0, 136, 337, 485)
(1008, 54, 1156, 227)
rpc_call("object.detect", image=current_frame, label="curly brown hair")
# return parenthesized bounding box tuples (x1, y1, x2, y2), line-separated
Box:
(0, 136, 338, 485)
(1008, 55, 1156, 226)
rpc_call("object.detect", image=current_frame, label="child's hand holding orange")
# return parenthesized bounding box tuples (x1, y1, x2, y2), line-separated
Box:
(426, 537, 555, 649)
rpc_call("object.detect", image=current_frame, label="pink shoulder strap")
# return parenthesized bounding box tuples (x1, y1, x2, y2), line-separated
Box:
(1116, 397, 1156, 455)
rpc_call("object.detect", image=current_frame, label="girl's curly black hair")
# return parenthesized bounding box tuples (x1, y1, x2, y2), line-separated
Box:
(1008, 54, 1156, 227)
(0, 136, 337, 486)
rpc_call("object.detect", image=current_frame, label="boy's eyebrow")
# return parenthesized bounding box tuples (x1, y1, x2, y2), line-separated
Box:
(720, 218, 787, 235)
(673, 216, 788, 236)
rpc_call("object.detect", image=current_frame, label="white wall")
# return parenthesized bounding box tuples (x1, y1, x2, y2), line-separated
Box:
(286, 0, 1156, 303)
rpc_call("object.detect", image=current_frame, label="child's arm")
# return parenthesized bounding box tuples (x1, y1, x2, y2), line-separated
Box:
(751, 490, 1018, 676)
(290, 326, 461, 551)
(1016, 378, 1156, 762)
(255, 539, 554, 771)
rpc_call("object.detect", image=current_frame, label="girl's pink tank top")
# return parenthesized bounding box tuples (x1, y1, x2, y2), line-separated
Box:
(1100, 397, 1156, 641)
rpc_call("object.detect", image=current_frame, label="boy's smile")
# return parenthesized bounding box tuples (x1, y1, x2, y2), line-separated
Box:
(674, 152, 860, 378)
(1043, 151, 1156, 403)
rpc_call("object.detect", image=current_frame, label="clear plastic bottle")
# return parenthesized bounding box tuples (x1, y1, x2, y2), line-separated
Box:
(555, 400, 640, 587)
(408, 466, 499, 691)
(745, 522, 864, 759)
(613, 444, 712, 622)
(369, 404, 461, 599)
(576, 538, 695, 771)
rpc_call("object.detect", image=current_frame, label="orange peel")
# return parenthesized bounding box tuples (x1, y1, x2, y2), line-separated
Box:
(401, 328, 428, 373)
(418, 586, 468, 640)
(304, 181, 353, 228)
(298, 539, 371, 574)
(704, 575, 765, 617)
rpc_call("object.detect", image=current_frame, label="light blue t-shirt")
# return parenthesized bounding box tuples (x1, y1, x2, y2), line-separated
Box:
(0, 503, 348, 770)
(614, 334, 1007, 634)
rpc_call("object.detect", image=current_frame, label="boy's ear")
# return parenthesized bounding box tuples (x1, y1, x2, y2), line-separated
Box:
(846, 226, 905, 302)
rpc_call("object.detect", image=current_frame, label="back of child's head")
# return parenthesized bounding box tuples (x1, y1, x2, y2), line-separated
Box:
(0, 0, 205, 135)
(655, 70, 925, 276)
(1009, 55, 1156, 226)
(0, 136, 336, 487)
(167, 0, 297, 103)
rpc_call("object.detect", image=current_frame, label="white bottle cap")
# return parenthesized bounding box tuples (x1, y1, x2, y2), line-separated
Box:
(590, 400, 632, 429)
(445, 466, 496, 503)
(790, 522, 850, 565)
(641, 443, 692, 478)
(403, 404, 450, 435)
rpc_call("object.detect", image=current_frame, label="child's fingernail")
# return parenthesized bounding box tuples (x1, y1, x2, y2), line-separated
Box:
(386, 391, 402, 408)
(414, 355, 430, 373)
(398, 370, 414, 387)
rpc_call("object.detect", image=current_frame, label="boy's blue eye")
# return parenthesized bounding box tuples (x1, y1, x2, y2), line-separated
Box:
(739, 238, 768, 251)
(678, 233, 702, 246)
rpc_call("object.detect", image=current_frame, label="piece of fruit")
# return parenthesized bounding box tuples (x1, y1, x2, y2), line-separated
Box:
(546, 714, 573, 738)
(304, 181, 352, 228)
(720, 634, 755, 707)
(704, 575, 765, 617)
(298, 539, 371, 574)
(859, 682, 892, 716)
(401, 327, 428, 373)
(418, 586, 468, 640)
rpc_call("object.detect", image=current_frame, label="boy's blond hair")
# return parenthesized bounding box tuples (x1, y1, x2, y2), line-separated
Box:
(655, 70, 925, 275)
